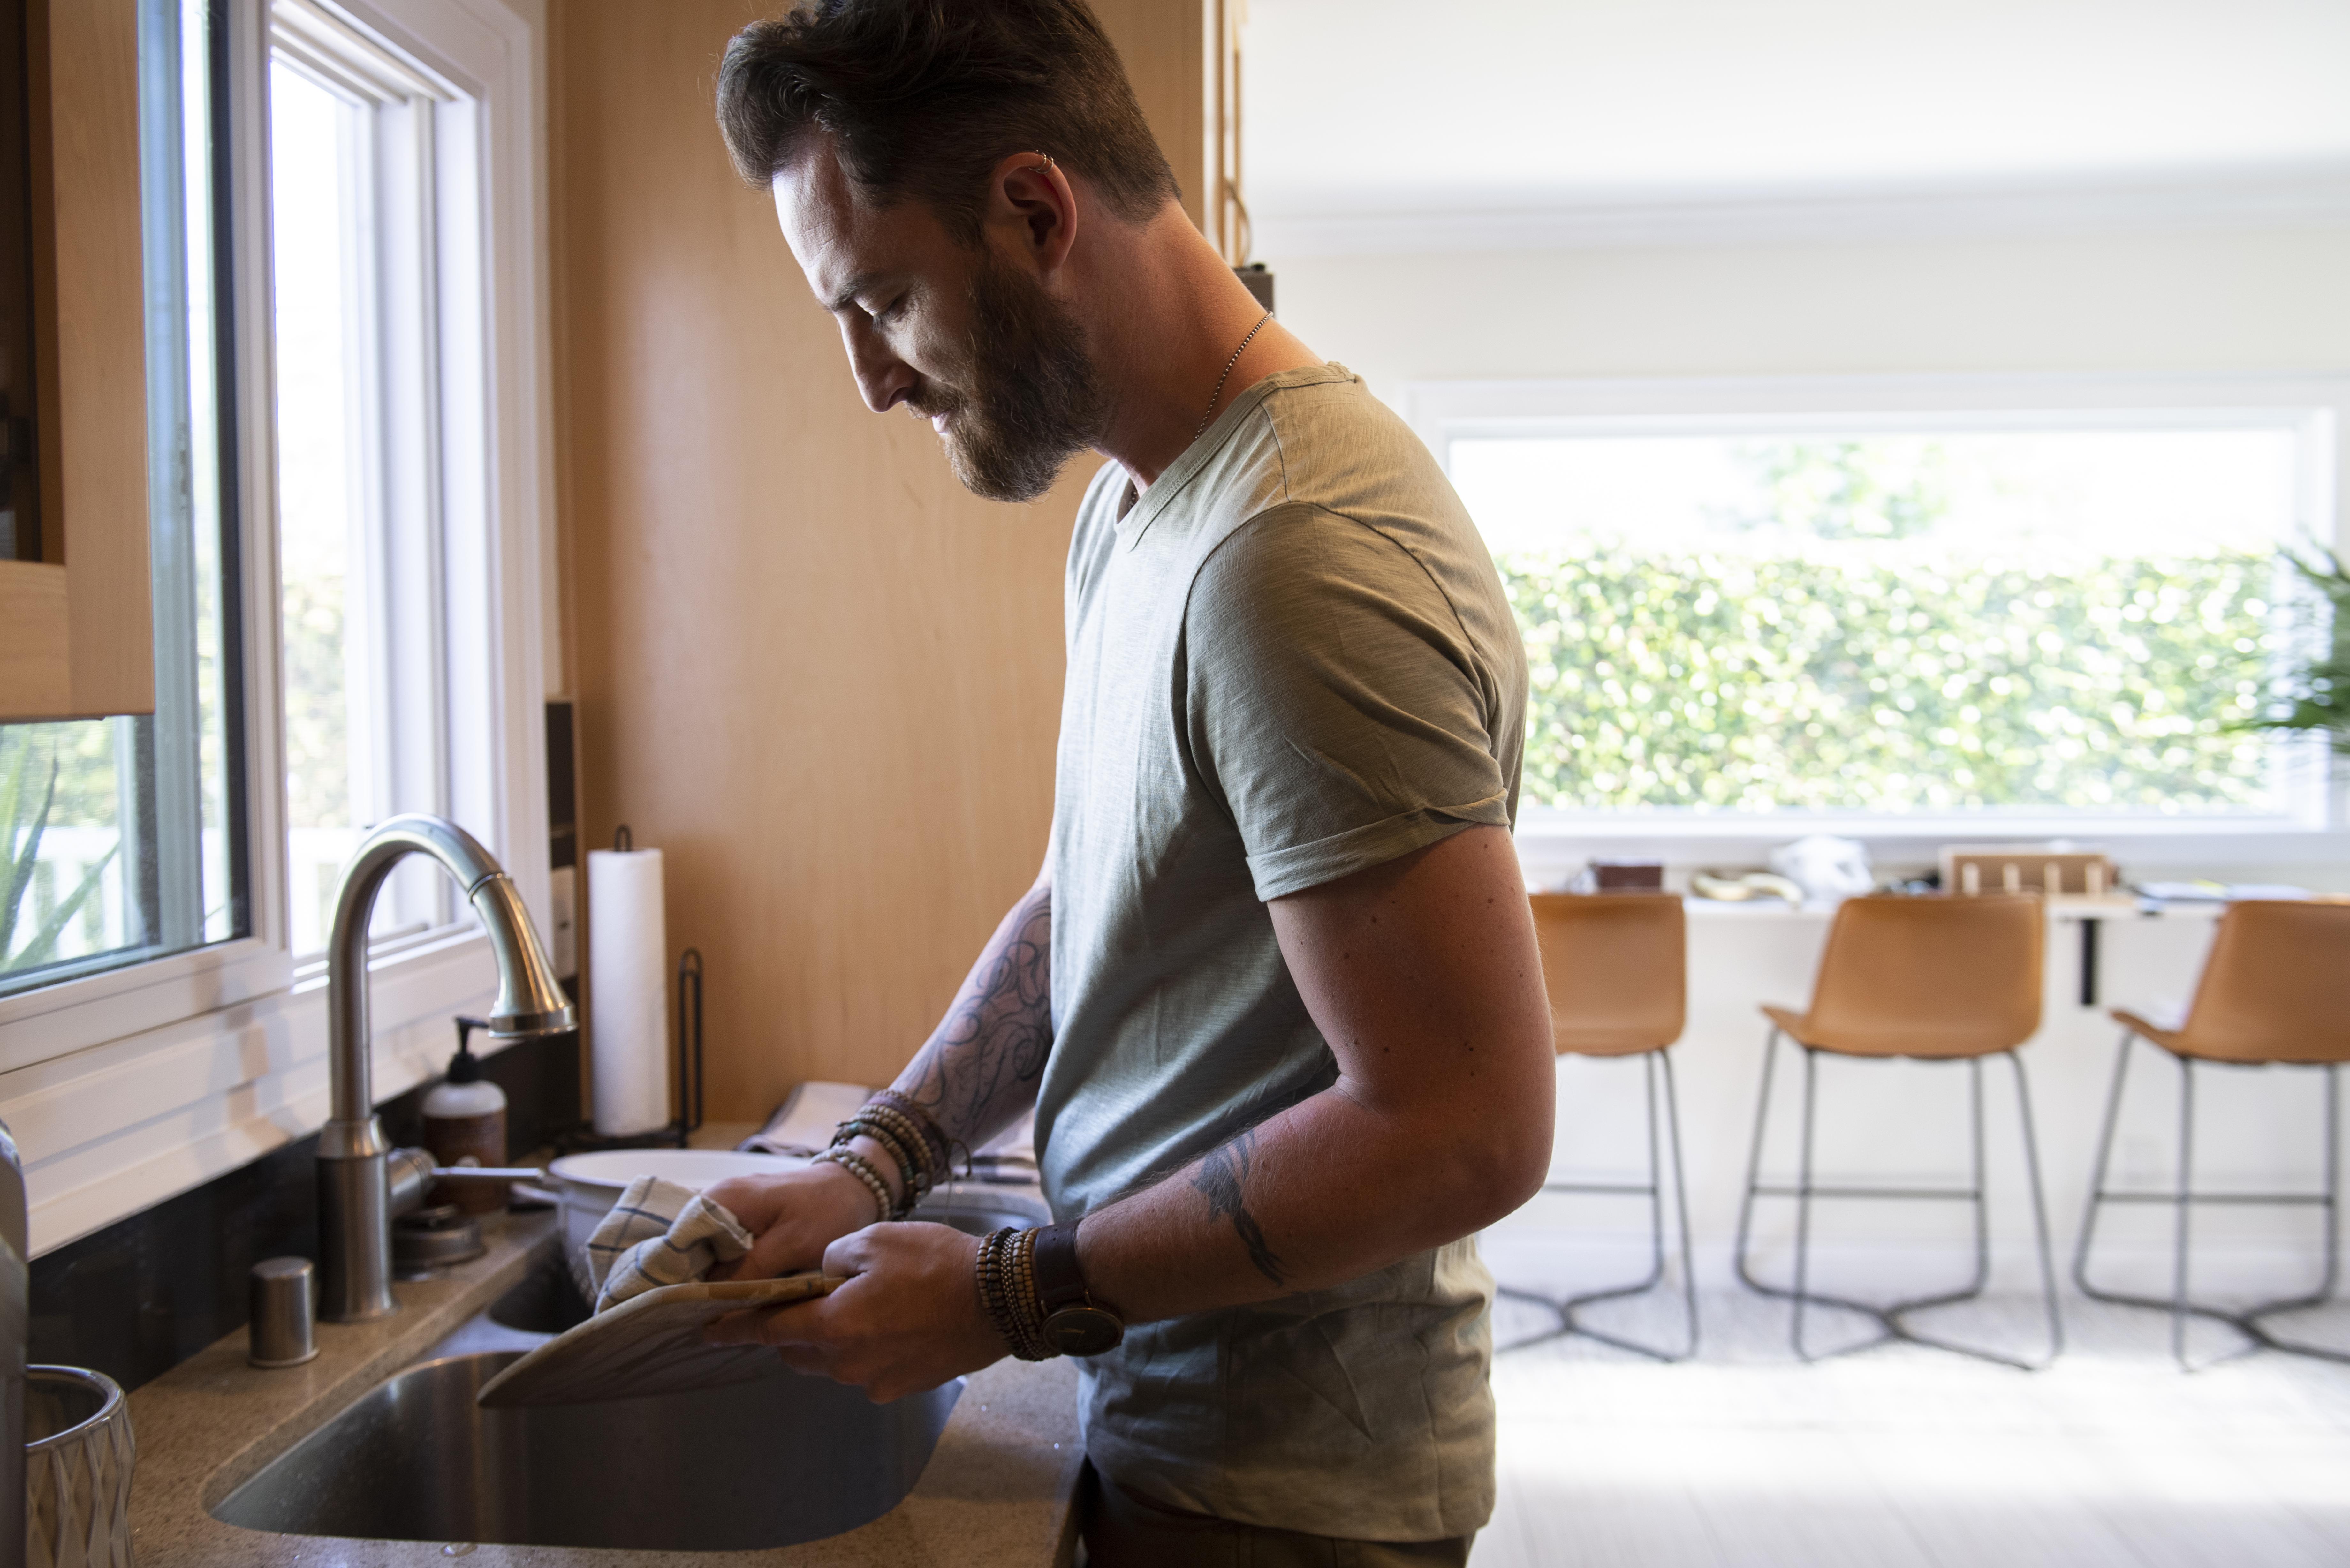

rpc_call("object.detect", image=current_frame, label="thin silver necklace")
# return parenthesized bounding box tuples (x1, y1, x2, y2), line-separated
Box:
(1196, 311, 1273, 441)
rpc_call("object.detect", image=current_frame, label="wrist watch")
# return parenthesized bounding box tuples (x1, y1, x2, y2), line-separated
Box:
(1031, 1220, 1124, 1356)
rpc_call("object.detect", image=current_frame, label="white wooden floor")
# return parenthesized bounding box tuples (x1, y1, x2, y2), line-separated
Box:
(1474, 1288, 2350, 1568)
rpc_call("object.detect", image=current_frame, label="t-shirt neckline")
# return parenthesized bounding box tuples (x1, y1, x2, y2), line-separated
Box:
(1114, 362, 1353, 542)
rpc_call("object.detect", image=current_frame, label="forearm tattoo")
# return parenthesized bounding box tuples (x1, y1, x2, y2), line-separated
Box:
(894, 882, 1054, 1147)
(1194, 1128, 1287, 1287)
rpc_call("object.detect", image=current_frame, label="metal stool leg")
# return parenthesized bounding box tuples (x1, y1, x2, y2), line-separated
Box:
(2011, 1051, 2066, 1364)
(2235, 1065, 2350, 1361)
(1499, 1049, 1700, 1362)
(1660, 1049, 1700, 1360)
(1732, 1028, 1784, 1300)
(2072, 1029, 2136, 1301)
(2174, 1056, 2195, 1369)
(1793, 1045, 1821, 1360)
(2076, 1037, 2346, 1369)
(1739, 1040, 2062, 1369)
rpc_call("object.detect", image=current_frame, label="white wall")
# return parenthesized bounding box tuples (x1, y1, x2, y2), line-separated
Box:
(1268, 222, 2350, 1303)
(1274, 225, 2350, 394)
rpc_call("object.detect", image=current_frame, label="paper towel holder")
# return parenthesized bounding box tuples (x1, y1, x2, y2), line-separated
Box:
(560, 820, 704, 1153)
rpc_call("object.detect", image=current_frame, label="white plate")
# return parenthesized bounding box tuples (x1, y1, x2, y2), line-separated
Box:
(549, 1150, 810, 1284)
(547, 1149, 805, 1197)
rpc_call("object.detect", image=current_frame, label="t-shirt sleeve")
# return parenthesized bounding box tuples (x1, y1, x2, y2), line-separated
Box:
(1183, 502, 1515, 902)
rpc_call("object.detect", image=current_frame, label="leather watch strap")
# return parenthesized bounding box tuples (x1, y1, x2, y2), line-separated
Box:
(1030, 1221, 1088, 1313)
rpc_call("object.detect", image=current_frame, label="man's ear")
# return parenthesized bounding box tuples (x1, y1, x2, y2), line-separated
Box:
(988, 151, 1079, 276)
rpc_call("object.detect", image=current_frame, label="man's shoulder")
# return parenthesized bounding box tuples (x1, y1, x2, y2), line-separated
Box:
(1252, 366, 1450, 515)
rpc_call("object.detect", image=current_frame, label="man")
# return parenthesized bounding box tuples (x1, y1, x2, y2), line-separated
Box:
(701, 3, 1553, 1562)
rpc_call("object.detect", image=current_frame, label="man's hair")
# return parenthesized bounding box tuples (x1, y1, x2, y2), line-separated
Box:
(716, 0, 1180, 242)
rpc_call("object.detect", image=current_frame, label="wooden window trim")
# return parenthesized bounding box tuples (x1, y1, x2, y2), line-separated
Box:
(0, 0, 152, 722)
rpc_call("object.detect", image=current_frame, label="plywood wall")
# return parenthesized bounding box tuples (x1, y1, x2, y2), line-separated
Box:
(551, 0, 1207, 1118)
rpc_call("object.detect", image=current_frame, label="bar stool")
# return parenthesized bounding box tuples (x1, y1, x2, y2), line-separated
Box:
(1734, 893, 2063, 1369)
(1499, 892, 1697, 1361)
(2075, 899, 2350, 1370)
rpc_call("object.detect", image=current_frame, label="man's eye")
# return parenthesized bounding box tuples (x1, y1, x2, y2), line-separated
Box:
(867, 294, 906, 325)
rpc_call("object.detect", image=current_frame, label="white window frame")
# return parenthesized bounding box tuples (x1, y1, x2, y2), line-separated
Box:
(1406, 372, 2350, 878)
(0, 0, 554, 1257)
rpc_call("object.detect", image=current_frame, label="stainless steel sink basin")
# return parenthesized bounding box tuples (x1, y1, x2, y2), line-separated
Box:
(910, 1185, 1051, 1238)
(212, 1260, 961, 1552)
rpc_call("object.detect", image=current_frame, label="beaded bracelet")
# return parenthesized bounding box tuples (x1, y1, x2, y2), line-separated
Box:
(839, 1109, 937, 1209)
(976, 1227, 1052, 1361)
(975, 1229, 1014, 1349)
(870, 1089, 957, 1178)
(813, 1146, 892, 1225)
(1010, 1227, 1050, 1358)
(832, 1118, 924, 1218)
(857, 1103, 940, 1191)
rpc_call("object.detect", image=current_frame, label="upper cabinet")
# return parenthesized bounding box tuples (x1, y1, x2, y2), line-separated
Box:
(0, 0, 152, 723)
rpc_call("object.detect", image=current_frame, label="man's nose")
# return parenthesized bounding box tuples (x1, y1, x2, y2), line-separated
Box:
(842, 319, 915, 414)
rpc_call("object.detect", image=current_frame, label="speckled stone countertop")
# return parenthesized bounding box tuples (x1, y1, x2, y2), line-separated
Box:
(126, 1210, 1083, 1567)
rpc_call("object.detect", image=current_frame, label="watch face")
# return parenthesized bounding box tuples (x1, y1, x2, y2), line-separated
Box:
(1043, 1304, 1125, 1357)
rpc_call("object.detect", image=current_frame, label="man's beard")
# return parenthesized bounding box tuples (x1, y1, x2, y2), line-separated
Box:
(909, 252, 1110, 504)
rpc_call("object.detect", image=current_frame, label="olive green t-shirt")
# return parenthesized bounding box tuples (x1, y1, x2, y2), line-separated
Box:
(1035, 364, 1528, 1541)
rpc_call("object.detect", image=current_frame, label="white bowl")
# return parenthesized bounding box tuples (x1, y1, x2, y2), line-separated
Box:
(549, 1149, 807, 1259)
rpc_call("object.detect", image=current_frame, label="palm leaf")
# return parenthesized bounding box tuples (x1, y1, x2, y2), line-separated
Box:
(4, 843, 117, 972)
(1, 748, 60, 962)
(2238, 547, 2350, 754)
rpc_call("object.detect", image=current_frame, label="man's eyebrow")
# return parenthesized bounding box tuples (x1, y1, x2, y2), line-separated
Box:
(822, 272, 885, 314)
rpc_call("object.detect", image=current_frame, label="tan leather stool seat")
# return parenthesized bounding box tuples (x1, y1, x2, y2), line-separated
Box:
(1736, 892, 2061, 1368)
(2076, 899, 2350, 1369)
(1764, 894, 2043, 1059)
(2110, 901, 2350, 1065)
(1509, 891, 1696, 1361)
(1530, 892, 1685, 1058)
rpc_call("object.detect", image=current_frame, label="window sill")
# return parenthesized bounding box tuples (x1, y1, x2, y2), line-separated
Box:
(0, 939, 295, 1076)
(3, 925, 508, 1257)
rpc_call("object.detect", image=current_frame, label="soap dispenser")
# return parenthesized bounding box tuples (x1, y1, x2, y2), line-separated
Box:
(423, 1016, 509, 1214)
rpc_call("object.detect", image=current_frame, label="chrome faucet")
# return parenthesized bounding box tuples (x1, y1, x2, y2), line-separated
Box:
(319, 814, 577, 1322)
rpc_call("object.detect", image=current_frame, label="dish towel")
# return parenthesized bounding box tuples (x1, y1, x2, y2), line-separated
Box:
(582, 1174, 755, 1314)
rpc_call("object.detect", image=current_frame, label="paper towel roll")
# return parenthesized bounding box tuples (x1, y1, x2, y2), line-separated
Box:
(588, 846, 671, 1135)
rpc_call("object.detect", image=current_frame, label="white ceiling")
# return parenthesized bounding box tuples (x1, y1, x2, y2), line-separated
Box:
(1240, 0, 2350, 251)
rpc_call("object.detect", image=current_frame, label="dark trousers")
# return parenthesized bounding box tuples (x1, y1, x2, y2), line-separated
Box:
(1079, 1463, 1475, 1568)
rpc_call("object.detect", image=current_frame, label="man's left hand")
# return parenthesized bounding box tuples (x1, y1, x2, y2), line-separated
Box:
(705, 1220, 1009, 1402)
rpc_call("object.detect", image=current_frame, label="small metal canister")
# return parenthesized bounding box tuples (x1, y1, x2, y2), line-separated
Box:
(248, 1258, 318, 1369)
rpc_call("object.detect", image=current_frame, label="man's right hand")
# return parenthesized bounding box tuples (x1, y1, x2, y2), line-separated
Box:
(702, 1164, 886, 1281)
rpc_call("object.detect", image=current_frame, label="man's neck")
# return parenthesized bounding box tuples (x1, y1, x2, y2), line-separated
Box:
(1073, 206, 1323, 490)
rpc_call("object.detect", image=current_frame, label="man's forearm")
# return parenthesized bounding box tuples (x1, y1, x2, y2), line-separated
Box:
(1073, 826, 1555, 1324)
(1075, 1075, 1542, 1324)
(888, 878, 1054, 1152)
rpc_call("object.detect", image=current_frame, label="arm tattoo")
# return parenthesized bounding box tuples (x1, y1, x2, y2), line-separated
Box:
(892, 883, 1054, 1147)
(1193, 1128, 1287, 1287)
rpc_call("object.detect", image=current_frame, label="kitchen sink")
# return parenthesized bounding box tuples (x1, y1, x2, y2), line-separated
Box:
(211, 1258, 961, 1552)
(910, 1184, 1052, 1237)
(486, 1254, 594, 1335)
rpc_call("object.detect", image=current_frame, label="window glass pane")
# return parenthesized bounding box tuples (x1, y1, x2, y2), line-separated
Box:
(1, 721, 140, 981)
(1, 0, 242, 995)
(269, 62, 366, 954)
(1454, 427, 2299, 816)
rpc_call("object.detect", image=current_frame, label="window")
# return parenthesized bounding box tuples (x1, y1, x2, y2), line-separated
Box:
(268, 0, 460, 958)
(1417, 378, 2342, 833)
(0, 0, 552, 1255)
(1, 0, 242, 996)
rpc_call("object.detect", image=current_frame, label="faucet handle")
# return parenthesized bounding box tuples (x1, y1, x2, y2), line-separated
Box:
(387, 1147, 437, 1218)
